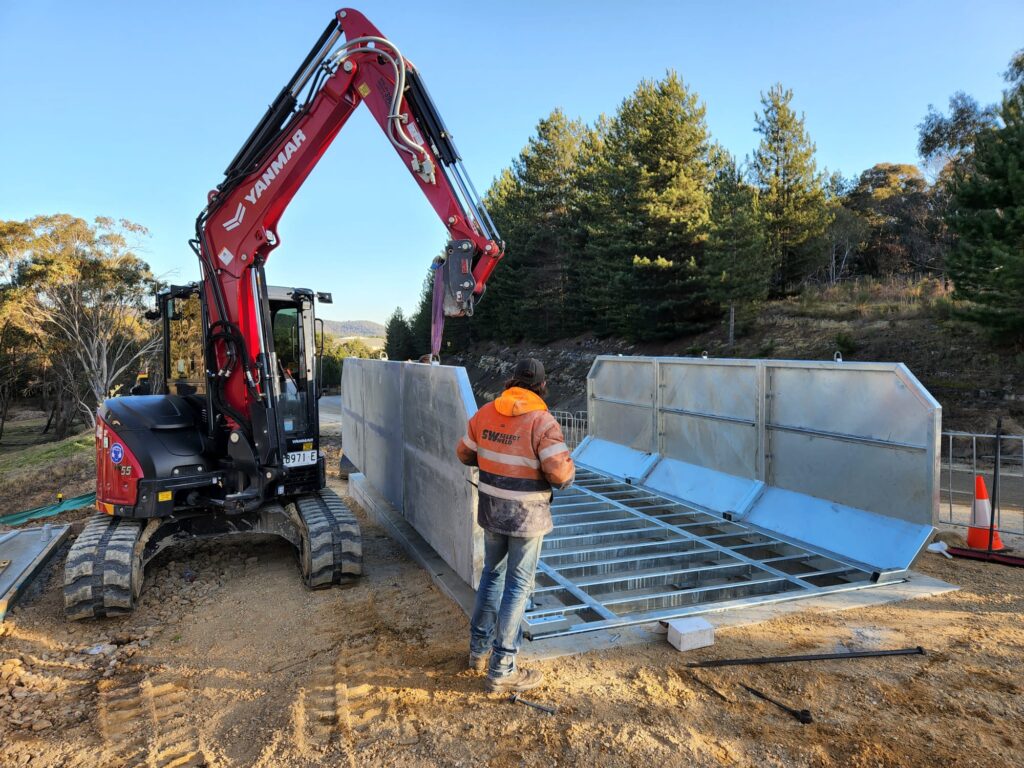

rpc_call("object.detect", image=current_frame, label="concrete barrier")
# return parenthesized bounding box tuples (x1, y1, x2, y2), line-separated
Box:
(342, 359, 482, 586)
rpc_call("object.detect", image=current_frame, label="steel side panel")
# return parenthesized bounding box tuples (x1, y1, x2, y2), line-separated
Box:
(572, 438, 658, 481)
(744, 487, 933, 573)
(768, 365, 931, 447)
(643, 457, 762, 516)
(0, 526, 72, 621)
(661, 412, 757, 478)
(401, 364, 481, 587)
(768, 430, 933, 526)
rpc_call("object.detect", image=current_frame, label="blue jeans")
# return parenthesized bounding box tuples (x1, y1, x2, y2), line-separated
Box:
(469, 530, 544, 679)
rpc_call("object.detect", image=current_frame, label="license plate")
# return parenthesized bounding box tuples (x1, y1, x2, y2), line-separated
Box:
(284, 449, 317, 467)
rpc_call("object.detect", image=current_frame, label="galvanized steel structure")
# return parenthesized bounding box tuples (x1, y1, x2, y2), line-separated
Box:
(342, 356, 941, 639)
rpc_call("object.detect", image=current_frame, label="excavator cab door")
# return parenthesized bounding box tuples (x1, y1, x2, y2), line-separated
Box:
(266, 287, 321, 489)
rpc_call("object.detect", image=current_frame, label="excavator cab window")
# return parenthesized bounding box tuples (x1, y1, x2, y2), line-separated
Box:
(270, 302, 311, 436)
(164, 292, 207, 397)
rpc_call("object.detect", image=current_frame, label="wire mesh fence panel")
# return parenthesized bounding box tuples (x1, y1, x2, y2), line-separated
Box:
(940, 431, 1024, 535)
(552, 411, 589, 452)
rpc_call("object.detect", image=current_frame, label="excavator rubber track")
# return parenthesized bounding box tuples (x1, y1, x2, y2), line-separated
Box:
(294, 488, 362, 587)
(64, 513, 144, 621)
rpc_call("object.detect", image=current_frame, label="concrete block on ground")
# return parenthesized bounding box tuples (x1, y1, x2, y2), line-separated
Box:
(666, 617, 715, 652)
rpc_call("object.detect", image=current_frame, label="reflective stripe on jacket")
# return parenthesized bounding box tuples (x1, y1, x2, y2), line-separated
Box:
(456, 387, 575, 537)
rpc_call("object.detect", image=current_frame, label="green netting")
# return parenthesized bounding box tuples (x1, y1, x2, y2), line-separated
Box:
(0, 492, 96, 526)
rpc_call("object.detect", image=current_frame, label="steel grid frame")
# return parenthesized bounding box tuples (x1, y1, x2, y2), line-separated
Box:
(524, 466, 890, 639)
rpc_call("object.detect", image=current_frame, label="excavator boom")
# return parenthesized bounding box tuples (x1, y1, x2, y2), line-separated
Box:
(196, 7, 502, 432)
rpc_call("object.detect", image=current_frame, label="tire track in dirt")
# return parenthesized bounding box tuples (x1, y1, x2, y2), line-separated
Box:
(290, 559, 437, 761)
(98, 670, 208, 767)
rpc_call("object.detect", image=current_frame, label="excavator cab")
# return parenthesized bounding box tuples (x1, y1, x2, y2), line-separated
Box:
(159, 282, 326, 495)
(65, 282, 358, 621)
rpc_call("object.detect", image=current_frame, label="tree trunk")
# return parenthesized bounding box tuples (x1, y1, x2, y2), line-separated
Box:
(727, 304, 736, 348)
(43, 401, 56, 435)
(0, 385, 10, 444)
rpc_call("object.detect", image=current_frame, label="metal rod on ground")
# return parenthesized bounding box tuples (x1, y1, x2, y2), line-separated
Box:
(686, 646, 925, 668)
(946, 548, 1024, 567)
(989, 416, 1002, 554)
(740, 684, 813, 724)
(688, 670, 731, 702)
(508, 693, 556, 714)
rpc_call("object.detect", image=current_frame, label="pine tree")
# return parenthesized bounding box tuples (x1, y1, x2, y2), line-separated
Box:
(583, 72, 718, 340)
(947, 88, 1024, 341)
(704, 159, 768, 343)
(472, 111, 590, 342)
(407, 272, 434, 357)
(383, 307, 414, 360)
(751, 84, 828, 293)
(466, 169, 525, 342)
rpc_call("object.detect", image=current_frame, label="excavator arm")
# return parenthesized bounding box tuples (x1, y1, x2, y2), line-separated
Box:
(192, 7, 503, 431)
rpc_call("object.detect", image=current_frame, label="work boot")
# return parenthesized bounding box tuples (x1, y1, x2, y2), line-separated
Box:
(468, 652, 489, 674)
(485, 666, 544, 693)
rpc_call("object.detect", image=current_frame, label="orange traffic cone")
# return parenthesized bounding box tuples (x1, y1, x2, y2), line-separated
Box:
(966, 475, 1006, 551)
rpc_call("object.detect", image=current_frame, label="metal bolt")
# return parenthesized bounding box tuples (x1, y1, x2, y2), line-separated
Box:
(461, 242, 470, 250)
(448, 216, 456, 224)
(343, 60, 354, 73)
(339, 10, 347, 17)
(485, 244, 492, 252)
(230, 433, 240, 443)
(265, 471, 273, 479)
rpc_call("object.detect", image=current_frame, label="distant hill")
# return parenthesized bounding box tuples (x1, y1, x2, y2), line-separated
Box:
(322, 319, 385, 338)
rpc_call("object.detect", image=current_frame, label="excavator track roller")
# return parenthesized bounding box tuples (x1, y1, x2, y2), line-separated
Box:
(64, 514, 146, 621)
(294, 488, 362, 587)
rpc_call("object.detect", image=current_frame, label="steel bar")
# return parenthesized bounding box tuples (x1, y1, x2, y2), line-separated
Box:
(659, 405, 757, 427)
(534, 561, 617, 620)
(765, 422, 927, 452)
(740, 684, 813, 724)
(686, 646, 926, 668)
(947, 548, 1024, 567)
(989, 417, 1002, 553)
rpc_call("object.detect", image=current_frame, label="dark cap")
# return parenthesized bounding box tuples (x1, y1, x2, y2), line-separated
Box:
(513, 358, 545, 384)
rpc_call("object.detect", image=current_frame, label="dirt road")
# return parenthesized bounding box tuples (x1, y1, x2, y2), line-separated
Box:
(1, 482, 1022, 767)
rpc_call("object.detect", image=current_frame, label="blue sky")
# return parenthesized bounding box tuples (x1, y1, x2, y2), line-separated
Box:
(1, 1, 1021, 325)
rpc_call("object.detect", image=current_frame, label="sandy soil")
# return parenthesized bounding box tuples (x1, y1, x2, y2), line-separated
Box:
(1, 482, 1022, 767)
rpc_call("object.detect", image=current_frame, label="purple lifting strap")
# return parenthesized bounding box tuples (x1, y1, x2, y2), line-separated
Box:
(430, 261, 445, 361)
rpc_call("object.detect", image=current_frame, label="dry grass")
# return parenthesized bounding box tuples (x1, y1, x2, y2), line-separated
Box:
(792, 276, 955, 321)
(0, 414, 94, 518)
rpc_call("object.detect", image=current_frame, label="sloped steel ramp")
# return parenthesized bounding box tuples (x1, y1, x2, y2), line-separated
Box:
(524, 468, 881, 638)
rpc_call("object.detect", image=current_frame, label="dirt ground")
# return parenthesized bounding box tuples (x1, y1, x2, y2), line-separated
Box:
(0, 472, 1022, 768)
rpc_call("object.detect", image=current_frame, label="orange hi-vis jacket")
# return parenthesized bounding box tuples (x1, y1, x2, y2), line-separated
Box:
(456, 387, 575, 537)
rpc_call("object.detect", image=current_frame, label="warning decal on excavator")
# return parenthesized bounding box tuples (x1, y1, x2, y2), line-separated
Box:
(357, 82, 371, 98)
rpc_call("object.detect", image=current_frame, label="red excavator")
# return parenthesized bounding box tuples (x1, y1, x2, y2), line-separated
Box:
(64, 8, 503, 619)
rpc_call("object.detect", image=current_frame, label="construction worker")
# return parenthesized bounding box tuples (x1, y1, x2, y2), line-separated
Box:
(456, 358, 575, 692)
